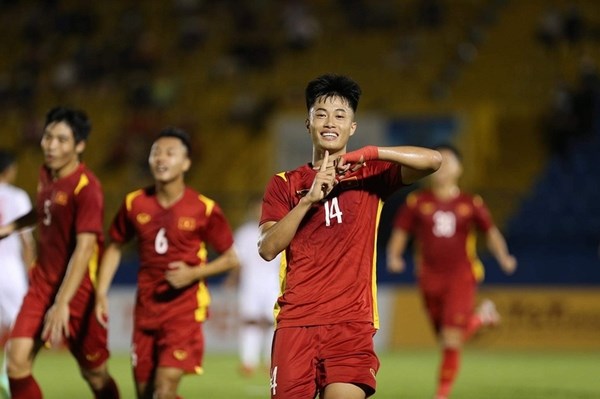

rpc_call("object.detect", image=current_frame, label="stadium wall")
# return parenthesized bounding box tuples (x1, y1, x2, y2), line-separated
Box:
(105, 285, 600, 353)
(389, 286, 600, 350)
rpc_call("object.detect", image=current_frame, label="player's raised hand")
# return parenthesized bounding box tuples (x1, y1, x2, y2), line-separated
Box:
(337, 145, 378, 175)
(307, 151, 337, 203)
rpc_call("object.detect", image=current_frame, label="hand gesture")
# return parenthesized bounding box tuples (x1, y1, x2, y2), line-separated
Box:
(165, 261, 198, 288)
(306, 151, 337, 203)
(41, 302, 70, 347)
(336, 146, 378, 175)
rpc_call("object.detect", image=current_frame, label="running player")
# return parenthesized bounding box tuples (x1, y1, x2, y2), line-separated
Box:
(0, 107, 120, 399)
(387, 144, 517, 399)
(95, 127, 239, 399)
(258, 73, 442, 399)
(0, 150, 35, 399)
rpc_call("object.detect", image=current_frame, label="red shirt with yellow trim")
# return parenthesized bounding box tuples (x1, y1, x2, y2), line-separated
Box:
(30, 163, 104, 316)
(261, 161, 405, 330)
(393, 189, 493, 281)
(109, 186, 234, 329)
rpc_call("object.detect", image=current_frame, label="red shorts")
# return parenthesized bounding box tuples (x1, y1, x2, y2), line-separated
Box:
(270, 322, 379, 399)
(132, 313, 204, 384)
(10, 275, 109, 369)
(418, 271, 476, 332)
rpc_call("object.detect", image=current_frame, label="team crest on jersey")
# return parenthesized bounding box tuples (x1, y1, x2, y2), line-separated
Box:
(173, 349, 188, 360)
(419, 202, 436, 215)
(456, 203, 472, 217)
(54, 191, 68, 205)
(178, 217, 196, 231)
(136, 213, 151, 224)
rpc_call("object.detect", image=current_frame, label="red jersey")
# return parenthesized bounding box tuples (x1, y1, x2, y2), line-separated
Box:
(393, 189, 494, 281)
(261, 161, 405, 329)
(109, 186, 234, 328)
(31, 163, 104, 291)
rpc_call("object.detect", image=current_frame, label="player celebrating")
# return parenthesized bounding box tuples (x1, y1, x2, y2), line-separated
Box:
(258, 73, 442, 399)
(387, 144, 517, 399)
(0, 150, 35, 399)
(95, 127, 240, 399)
(0, 107, 120, 399)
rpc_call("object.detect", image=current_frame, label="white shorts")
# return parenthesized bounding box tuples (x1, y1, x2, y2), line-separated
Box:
(0, 257, 28, 329)
(238, 286, 278, 322)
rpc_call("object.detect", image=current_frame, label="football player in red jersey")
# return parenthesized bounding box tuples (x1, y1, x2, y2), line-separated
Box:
(0, 107, 120, 399)
(387, 144, 517, 399)
(95, 127, 239, 399)
(258, 74, 442, 399)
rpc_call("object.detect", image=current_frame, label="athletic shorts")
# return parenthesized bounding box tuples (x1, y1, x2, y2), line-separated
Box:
(10, 276, 109, 369)
(132, 314, 204, 384)
(0, 258, 28, 330)
(419, 271, 476, 331)
(270, 322, 379, 399)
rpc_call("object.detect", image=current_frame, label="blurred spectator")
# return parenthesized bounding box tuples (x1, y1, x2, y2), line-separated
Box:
(418, 0, 445, 29)
(536, 7, 562, 51)
(177, 15, 209, 51)
(281, 0, 321, 51)
(563, 5, 585, 47)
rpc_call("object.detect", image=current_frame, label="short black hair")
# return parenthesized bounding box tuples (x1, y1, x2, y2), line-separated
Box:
(305, 74, 362, 113)
(45, 107, 91, 143)
(156, 127, 192, 155)
(0, 149, 16, 174)
(434, 143, 462, 161)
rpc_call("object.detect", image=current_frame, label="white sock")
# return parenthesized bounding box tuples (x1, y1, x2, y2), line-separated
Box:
(240, 325, 262, 368)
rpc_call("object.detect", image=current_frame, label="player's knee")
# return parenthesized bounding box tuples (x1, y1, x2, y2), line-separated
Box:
(5, 348, 32, 377)
(441, 327, 464, 348)
(80, 366, 110, 390)
(153, 372, 181, 399)
(153, 383, 178, 399)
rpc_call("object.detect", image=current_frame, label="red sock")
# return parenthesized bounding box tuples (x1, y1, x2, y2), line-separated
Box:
(464, 314, 483, 341)
(9, 375, 42, 399)
(436, 348, 460, 398)
(93, 377, 120, 399)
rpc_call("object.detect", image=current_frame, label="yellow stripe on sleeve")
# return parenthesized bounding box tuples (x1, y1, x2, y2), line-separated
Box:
(199, 194, 215, 217)
(74, 174, 89, 195)
(125, 189, 144, 212)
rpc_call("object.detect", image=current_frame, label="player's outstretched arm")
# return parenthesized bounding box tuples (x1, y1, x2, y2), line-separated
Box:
(338, 146, 442, 185)
(95, 241, 124, 328)
(0, 209, 37, 239)
(485, 226, 517, 275)
(387, 228, 409, 274)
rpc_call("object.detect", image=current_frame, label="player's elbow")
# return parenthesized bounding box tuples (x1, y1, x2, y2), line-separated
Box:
(258, 247, 277, 262)
(257, 240, 278, 262)
(225, 248, 241, 272)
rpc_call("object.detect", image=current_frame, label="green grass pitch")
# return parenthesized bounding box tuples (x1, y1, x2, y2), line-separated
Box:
(3, 348, 599, 398)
